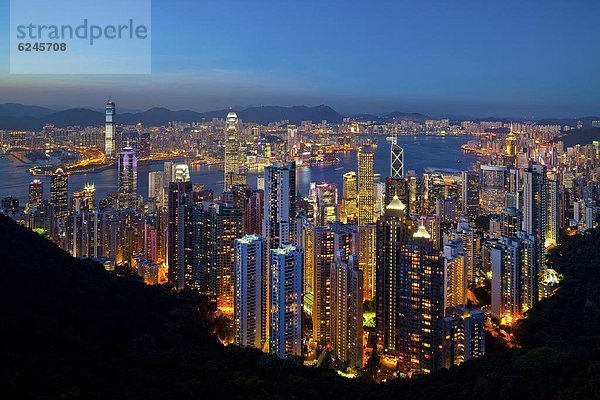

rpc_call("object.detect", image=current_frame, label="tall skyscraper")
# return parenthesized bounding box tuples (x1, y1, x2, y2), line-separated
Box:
(358, 223, 377, 301)
(263, 162, 296, 251)
(357, 150, 375, 225)
(50, 168, 68, 218)
(118, 146, 138, 209)
(443, 240, 467, 311)
(376, 195, 410, 352)
(287, 124, 298, 159)
(480, 165, 507, 215)
(397, 224, 445, 375)
(546, 178, 560, 247)
(28, 179, 43, 207)
(224, 111, 246, 191)
(390, 136, 404, 178)
(167, 180, 192, 289)
(523, 164, 548, 277)
(105, 100, 116, 157)
(234, 234, 268, 350)
(342, 171, 358, 223)
(270, 244, 303, 359)
(461, 171, 479, 218)
(330, 252, 363, 367)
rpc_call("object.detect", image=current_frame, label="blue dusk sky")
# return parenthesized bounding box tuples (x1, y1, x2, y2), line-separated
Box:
(0, 0, 599, 118)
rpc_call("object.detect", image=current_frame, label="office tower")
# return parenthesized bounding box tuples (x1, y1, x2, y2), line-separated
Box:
(148, 171, 165, 204)
(399, 224, 445, 375)
(270, 244, 303, 359)
(342, 171, 358, 223)
(461, 171, 479, 218)
(287, 124, 298, 159)
(224, 111, 246, 191)
(443, 240, 467, 311)
(314, 182, 338, 225)
(28, 179, 43, 207)
(296, 216, 315, 313)
(505, 129, 518, 156)
(385, 177, 410, 212)
(376, 195, 410, 352)
(139, 130, 151, 158)
(72, 183, 95, 211)
(245, 190, 264, 235)
(175, 164, 190, 182)
(311, 226, 335, 344)
(105, 100, 115, 157)
(263, 162, 296, 251)
(452, 223, 479, 285)
(501, 207, 522, 238)
(390, 136, 404, 178)
(163, 161, 176, 184)
(436, 198, 456, 223)
(117, 146, 138, 209)
(490, 232, 536, 322)
(506, 168, 520, 209)
(523, 164, 548, 276)
(144, 213, 158, 262)
(546, 178, 560, 247)
(234, 234, 268, 350)
(209, 201, 243, 312)
(167, 181, 193, 289)
(442, 306, 485, 368)
(330, 253, 363, 368)
(50, 168, 68, 218)
(358, 224, 377, 300)
(480, 165, 507, 214)
(357, 150, 375, 225)
(69, 209, 103, 259)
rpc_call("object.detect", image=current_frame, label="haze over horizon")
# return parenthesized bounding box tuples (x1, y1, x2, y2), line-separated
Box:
(1, 0, 599, 118)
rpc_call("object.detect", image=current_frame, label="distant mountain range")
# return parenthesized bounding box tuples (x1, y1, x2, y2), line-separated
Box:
(0, 102, 598, 130)
(0, 104, 345, 130)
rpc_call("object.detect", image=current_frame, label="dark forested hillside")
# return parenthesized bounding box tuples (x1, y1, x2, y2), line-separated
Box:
(1, 213, 600, 399)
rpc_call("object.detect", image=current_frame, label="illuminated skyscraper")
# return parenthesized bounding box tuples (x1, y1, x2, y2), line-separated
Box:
(546, 178, 560, 247)
(397, 224, 445, 375)
(461, 171, 479, 218)
(167, 181, 193, 289)
(330, 253, 363, 367)
(28, 179, 43, 207)
(234, 234, 268, 350)
(270, 244, 303, 359)
(357, 150, 375, 225)
(358, 223, 377, 301)
(287, 124, 298, 159)
(501, 207, 522, 238)
(480, 165, 507, 215)
(118, 146, 138, 209)
(342, 171, 358, 223)
(390, 136, 404, 178)
(105, 100, 116, 157)
(523, 164, 548, 276)
(314, 182, 338, 225)
(376, 195, 410, 352)
(443, 240, 467, 311)
(50, 168, 68, 218)
(263, 162, 296, 251)
(224, 111, 246, 191)
(175, 164, 190, 182)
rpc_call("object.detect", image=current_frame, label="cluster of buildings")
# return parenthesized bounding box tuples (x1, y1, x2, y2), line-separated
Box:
(2, 101, 599, 379)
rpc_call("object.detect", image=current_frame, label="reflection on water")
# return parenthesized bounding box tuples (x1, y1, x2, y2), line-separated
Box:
(0, 135, 476, 202)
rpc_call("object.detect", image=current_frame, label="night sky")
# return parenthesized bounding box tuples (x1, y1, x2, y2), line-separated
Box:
(1, 0, 599, 117)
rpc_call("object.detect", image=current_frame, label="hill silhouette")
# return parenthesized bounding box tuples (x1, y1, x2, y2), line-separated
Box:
(1, 213, 600, 399)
